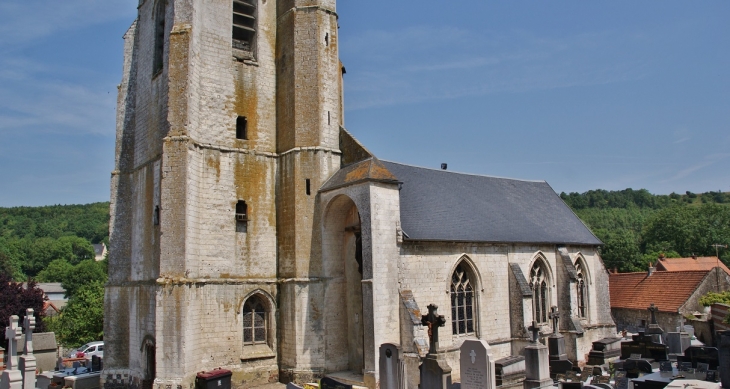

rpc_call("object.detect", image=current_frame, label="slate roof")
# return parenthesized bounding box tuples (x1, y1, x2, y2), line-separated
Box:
(656, 256, 730, 275)
(379, 161, 602, 245)
(608, 270, 710, 313)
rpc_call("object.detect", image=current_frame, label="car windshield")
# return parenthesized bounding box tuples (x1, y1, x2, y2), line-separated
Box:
(79, 343, 91, 350)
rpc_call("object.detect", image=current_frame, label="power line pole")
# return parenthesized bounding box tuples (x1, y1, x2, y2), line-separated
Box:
(711, 244, 728, 292)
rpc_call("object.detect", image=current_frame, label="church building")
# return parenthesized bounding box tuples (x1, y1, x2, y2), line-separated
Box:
(104, 1, 616, 388)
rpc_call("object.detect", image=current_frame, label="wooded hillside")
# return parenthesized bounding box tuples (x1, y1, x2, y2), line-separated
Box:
(560, 189, 730, 272)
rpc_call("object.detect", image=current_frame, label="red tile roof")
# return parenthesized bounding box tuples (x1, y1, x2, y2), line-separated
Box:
(656, 256, 730, 275)
(609, 270, 710, 312)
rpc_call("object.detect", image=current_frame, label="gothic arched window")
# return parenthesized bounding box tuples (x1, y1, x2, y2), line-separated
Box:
(153, 0, 166, 75)
(242, 295, 267, 345)
(575, 260, 588, 318)
(530, 261, 550, 324)
(451, 264, 475, 335)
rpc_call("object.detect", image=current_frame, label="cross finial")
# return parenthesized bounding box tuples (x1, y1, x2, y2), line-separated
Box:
(648, 303, 659, 325)
(24, 308, 35, 355)
(528, 320, 540, 343)
(549, 306, 560, 335)
(421, 304, 446, 354)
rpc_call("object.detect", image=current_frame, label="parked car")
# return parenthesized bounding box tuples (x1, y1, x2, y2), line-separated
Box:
(69, 341, 104, 358)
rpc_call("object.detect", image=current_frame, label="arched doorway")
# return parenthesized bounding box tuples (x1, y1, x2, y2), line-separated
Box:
(323, 195, 365, 374)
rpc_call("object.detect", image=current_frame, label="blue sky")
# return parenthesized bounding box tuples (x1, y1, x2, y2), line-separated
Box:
(1, 1, 728, 206)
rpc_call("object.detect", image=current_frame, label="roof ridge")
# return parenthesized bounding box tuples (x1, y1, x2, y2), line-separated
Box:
(379, 159, 546, 183)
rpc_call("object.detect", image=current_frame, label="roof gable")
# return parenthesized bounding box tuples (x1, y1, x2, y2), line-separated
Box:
(609, 270, 709, 312)
(656, 257, 730, 275)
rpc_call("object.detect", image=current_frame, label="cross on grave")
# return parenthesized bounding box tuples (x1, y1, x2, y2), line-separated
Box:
(648, 303, 659, 325)
(421, 304, 446, 355)
(549, 306, 560, 335)
(23, 308, 35, 355)
(5, 315, 21, 370)
(470, 350, 476, 364)
(678, 316, 686, 332)
(528, 320, 540, 343)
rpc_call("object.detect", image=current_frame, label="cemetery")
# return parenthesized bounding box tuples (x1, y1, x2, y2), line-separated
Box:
(3, 299, 730, 389)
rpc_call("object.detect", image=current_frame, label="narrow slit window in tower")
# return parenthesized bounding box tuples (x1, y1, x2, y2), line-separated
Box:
(236, 201, 248, 222)
(153, 0, 166, 75)
(232, 0, 256, 54)
(236, 116, 248, 140)
(305, 179, 311, 195)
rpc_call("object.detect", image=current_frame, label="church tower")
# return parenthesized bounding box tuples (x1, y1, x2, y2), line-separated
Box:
(106, 0, 342, 387)
(275, 0, 344, 383)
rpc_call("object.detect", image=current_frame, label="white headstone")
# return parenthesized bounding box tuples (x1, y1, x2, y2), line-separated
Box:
(0, 316, 23, 389)
(20, 309, 37, 389)
(460, 339, 496, 389)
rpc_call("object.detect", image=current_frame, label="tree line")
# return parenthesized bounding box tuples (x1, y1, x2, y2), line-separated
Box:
(0, 202, 109, 347)
(561, 189, 730, 272)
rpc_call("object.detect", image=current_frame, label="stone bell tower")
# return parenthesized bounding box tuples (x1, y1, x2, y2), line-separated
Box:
(275, 0, 345, 382)
(106, 0, 343, 387)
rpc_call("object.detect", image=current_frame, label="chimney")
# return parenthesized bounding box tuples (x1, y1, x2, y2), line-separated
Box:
(658, 252, 665, 260)
(692, 254, 698, 260)
(441, 163, 447, 170)
(612, 267, 618, 274)
(648, 262, 656, 276)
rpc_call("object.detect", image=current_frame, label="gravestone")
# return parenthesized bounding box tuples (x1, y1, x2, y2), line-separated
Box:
(614, 371, 628, 389)
(379, 343, 400, 389)
(696, 363, 709, 373)
(419, 304, 452, 389)
(619, 332, 668, 361)
(705, 370, 718, 383)
(658, 361, 673, 372)
(91, 355, 103, 372)
(682, 346, 719, 370)
(587, 337, 622, 365)
(18, 309, 36, 389)
(459, 339, 496, 389)
(0, 316, 23, 389)
(319, 377, 352, 389)
(718, 330, 730, 389)
(547, 307, 573, 377)
(286, 383, 304, 389)
(523, 321, 552, 389)
(646, 304, 664, 344)
(678, 361, 692, 371)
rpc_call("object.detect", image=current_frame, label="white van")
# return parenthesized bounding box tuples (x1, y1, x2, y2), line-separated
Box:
(69, 341, 104, 358)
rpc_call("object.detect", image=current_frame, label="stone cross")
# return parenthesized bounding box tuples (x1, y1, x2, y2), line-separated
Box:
(23, 309, 35, 355)
(678, 315, 686, 332)
(528, 320, 540, 343)
(549, 306, 560, 335)
(5, 315, 22, 370)
(421, 304, 446, 354)
(648, 303, 658, 325)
